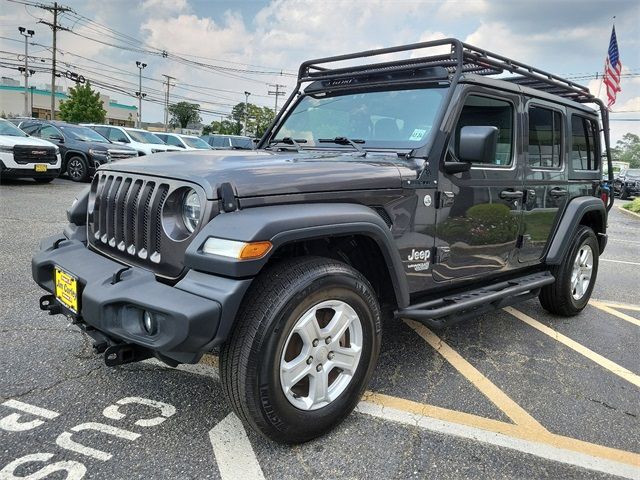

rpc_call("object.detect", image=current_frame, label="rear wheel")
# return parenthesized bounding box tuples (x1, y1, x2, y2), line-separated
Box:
(220, 257, 381, 443)
(66, 156, 89, 182)
(539, 226, 599, 316)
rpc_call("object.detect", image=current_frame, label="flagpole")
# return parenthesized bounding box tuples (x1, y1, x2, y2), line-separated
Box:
(596, 16, 616, 101)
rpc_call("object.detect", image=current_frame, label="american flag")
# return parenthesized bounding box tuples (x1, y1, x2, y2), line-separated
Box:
(603, 26, 622, 108)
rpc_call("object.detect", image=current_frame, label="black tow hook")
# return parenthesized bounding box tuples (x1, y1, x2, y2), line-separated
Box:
(39, 295, 61, 315)
(104, 344, 152, 367)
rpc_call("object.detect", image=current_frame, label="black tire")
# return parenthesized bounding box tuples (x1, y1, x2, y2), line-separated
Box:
(620, 186, 629, 200)
(539, 226, 599, 316)
(220, 256, 382, 444)
(34, 178, 54, 183)
(66, 156, 89, 182)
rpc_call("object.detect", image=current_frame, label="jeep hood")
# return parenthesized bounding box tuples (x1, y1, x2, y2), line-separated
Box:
(99, 150, 406, 199)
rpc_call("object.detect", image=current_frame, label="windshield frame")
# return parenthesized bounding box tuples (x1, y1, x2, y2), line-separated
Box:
(265, 83, 449, 155)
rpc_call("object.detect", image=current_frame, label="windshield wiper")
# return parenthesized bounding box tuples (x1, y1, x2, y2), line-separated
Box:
(318, 137, 365, 155)
(267, 137, 307, 152)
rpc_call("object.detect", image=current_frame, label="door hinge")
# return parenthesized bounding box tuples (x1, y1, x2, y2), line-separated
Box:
(435, 246, 450, 264)
(437, 191, 455, 208)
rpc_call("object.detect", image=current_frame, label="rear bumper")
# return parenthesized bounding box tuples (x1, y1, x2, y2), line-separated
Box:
(32, 234, 251, 364)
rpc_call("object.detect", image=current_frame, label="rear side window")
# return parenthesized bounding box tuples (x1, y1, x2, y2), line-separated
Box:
(571, 116, 599, 171)
(454, 95, 514, 166)
(528, 106, 562, 168)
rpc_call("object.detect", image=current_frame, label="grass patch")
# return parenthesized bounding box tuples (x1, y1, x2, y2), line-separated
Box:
(622, 198, 640, 214)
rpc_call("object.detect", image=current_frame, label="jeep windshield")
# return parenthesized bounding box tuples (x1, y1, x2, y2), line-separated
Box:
(272, 87, 447, 150)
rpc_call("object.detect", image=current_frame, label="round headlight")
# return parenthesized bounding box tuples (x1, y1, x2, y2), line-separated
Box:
(182, 189, 201, 233)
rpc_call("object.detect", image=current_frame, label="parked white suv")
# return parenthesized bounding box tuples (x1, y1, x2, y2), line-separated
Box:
(0, 118, 62, 183)
(83, 125, 182, 156)
(155, 133, 212, 150)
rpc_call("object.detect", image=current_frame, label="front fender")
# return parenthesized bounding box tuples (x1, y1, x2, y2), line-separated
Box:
(184, 203, 410, 308)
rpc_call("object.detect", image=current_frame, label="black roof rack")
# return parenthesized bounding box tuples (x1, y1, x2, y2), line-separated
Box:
(297, 38, 596, 104)
(262, 38, 612, 210)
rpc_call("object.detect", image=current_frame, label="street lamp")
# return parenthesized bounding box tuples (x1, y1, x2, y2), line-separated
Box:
(243, 91, 251, 136)
(18, 27, 35, 117)
(135, 61, 147, 127)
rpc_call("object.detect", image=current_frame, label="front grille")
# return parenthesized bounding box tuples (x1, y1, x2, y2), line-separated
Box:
(107, 149, 137, 161)
(13, 145, 58, 165)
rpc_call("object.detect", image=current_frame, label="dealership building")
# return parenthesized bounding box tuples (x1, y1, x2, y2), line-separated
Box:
(0, 77, 137, 126)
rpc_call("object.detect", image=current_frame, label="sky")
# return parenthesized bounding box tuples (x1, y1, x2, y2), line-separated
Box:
(1, 0, 639, 143)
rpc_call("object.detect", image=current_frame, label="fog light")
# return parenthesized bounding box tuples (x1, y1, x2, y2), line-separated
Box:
(142, 311, 157, 335)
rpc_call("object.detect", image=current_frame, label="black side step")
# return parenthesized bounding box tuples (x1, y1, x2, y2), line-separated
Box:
(395, 271, 554, 329)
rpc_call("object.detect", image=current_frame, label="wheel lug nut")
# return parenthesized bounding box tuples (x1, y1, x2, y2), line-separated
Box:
(306, 356, 313, 365)
(312, 339, 319, 347)
(328, 352, 334, 360)
(325, 336, 331, 344)
(316, 364, 322, 372)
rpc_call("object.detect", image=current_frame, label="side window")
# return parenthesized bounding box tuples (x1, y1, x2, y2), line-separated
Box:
(454, 95, 514, 166)
(108, 128, 129, 143)
(93, 126, 108, 138)
(528, 106, 563, 168)
(40, 125, 61, 140)
(22, 124, 40, 136)
(571, 116, 599, 171)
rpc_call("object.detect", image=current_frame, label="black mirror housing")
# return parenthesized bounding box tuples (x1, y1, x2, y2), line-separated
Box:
(458, 126, 498, 164)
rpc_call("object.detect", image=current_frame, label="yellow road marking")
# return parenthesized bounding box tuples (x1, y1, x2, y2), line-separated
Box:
(505, 307, 640, 387)
(363, 391, 524, 436)
(365, 392, 640, 469)
(591, 303, 640, 327)
(591, 299, 640, 312)
(403, 319, 548, 433)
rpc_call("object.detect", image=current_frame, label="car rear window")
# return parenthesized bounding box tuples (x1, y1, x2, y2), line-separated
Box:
(571, 115, 599, 171)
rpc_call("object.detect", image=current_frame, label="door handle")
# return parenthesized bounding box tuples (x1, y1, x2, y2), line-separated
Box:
(549, 188, 568, 197)
(500, 190, 524, 200)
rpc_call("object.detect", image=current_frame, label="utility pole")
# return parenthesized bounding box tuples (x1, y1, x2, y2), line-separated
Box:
(162, 74, 175, 132)
(36, 2, 73, 120)
(135, 61, 147, 128)
(243, 91, 251, 136)
(18, 27, 35, 117)
(268, 84, 286, 114)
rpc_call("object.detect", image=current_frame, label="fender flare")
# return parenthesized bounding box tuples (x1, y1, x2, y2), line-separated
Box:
(184, 203, 410, 308)
(544, 197, 606, 264)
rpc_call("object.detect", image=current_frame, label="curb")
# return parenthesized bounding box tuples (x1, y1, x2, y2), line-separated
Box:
(617, 205, 640, 219)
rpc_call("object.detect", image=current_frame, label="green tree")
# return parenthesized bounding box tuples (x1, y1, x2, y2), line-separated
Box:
(204, 119, 241, 135)
(58, 82, 106, 123)
(168, 102, 202, 129)
(230, 102, 275, 137)
(611, 133, 640, 168)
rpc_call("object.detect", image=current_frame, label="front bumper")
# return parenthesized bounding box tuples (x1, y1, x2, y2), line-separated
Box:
(0, 160, 61, 179)
(32, 234, 251, 364)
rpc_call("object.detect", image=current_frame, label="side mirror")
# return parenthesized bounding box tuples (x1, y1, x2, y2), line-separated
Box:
(458, 125, 498, 164)
(50, 134, 64, 143)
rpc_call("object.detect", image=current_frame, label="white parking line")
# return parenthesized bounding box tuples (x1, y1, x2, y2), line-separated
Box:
(358, 401, 640, 480)
(2, 399, 59, 419)
(209, 413, 265, 480)
(600, 258, 640, 266)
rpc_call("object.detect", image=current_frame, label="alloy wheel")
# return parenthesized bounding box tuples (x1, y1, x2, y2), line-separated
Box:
(571, 244, 593, 300)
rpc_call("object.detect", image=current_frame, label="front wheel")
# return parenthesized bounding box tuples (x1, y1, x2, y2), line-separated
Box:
(66, 156, 89, 182)
(539, 226, 599, 316)
(220, 257, 382, 443)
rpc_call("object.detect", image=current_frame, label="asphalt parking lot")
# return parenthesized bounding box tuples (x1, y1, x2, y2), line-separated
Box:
(1, 178, 638, 479)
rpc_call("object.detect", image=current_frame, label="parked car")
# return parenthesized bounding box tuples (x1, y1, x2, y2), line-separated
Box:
(155, 133, 213, 150)
(82, 124, 182, 156)
(19, 120, 138, 182)
(200, 134, 254, 150)
(0, 118, 61, 183)
(33, 39, 613, 443)
(612, 168, 640, 199)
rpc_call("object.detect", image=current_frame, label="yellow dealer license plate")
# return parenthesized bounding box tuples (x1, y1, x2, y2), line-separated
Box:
(54, 267, 79, 313)
(34, 164, 48, 172)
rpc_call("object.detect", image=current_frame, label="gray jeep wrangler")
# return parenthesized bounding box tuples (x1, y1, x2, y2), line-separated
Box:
(33, 39, 613, 443)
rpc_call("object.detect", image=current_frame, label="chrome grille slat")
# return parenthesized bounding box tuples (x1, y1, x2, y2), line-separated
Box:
(106, 176, 123, 247)
(98, 176, 114, 242)
(115, 178, 132, 250)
